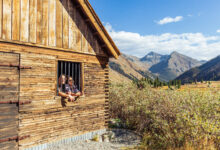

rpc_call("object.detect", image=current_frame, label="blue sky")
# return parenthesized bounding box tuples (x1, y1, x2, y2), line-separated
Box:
(90, 0, 220, 60)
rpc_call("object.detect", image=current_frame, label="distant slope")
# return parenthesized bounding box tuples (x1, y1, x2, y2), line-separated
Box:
(109, 51, 203, 82)
(123, 54, 151, 70)
(149, 51, 202, 81)
(176, 55, 220, 83)
(140, 51, 169, 67)
(109, 54, 155, 83)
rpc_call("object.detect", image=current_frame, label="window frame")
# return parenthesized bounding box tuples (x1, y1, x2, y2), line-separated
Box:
(55, 60, 84, 96)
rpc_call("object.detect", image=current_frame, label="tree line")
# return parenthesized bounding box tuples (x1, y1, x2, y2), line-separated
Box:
(133, 77, 182, 90)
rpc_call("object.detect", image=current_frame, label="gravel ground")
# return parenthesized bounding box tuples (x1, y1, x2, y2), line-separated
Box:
(46, 129, 141, 150)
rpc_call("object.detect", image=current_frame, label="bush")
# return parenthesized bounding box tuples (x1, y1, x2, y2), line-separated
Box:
(109, 83, 220, 150)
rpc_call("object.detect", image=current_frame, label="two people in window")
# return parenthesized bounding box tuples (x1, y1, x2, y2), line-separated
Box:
(58, 75, 82, 102)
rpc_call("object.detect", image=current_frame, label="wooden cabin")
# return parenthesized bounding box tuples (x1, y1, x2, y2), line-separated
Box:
(0, 0, 120, 149)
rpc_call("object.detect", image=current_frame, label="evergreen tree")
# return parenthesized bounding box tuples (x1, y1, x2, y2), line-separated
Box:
(194, 79, 197, 84)
(177, 80, 181, 89)
(153, 80, 157, 88)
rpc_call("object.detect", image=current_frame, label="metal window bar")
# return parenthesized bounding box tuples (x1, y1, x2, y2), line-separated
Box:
(78, 64, 81, 91)
(74, 63, 77, 87)
(64, 62, 66, 76)
(61, 61, 63, 74)
(57, 62, 60, 95)
(57, 61, 81, 92)
(72, 63, 74, 84)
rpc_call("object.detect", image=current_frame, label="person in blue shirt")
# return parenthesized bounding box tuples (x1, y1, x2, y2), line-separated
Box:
(58, 74, 75, 102)
(65, 76, 82, 101)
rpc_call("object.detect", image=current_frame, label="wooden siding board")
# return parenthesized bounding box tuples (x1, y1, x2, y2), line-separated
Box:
(0, 0, 2, 38)
(0, 52, 19, 150)
(87, 28, 94, 54)
(42, 0, 49, 45)
(12, 0, 20, 41)
(68, 0, 76, 49)
(56, 0, 62, 47)
(49, 0, 56, 46)
(62, 0, 69, 49)
(20, 0, 29, 42)
(81, 22, 88, 53)
(75, 10, 82, 51)
(2, 0, 12, 40)
(36, 0, 42, 44)
(29, 0, 37, 43)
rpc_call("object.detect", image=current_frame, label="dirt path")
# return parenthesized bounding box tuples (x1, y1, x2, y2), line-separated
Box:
(45, 129, 141, 150)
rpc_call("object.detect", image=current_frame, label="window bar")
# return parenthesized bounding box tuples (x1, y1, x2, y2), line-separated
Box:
(68, 62, 70, 77)
(72, 63, 74, 82)
(75, 63, 77, 89)
(78, 63, 81, 91)
(75, 63, 77, 87)
(57, 62, 60, 94)
(61, 61, 63, 74)
(64, 62, 66, 77)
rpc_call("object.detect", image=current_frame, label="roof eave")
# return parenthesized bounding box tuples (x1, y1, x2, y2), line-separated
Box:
(76, 0, 121, 59)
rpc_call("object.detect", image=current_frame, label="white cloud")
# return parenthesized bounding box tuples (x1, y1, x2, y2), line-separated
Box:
(217, 29, 220, 33)
(105, 23, 220, 60)
(157, 16, 183, 25)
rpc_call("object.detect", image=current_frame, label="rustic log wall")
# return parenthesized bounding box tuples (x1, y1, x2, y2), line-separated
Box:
(0, 43, 109, 149)
(0, 0, 105, 56)
(18, 54, 109, 149)
(0, 0, 111, 149)
(0, 52, 19, 150)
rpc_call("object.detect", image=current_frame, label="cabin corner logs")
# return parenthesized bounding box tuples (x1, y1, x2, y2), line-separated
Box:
(0, 0, 114, 149)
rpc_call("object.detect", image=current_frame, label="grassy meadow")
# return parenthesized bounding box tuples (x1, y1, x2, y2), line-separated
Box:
(109, 81, 220, 150)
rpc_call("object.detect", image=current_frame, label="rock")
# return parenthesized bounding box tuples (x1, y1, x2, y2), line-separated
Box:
(102, 134, 109, 142)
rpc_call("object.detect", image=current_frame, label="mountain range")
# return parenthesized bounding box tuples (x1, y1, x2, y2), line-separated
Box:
(149, 51, 202, 81)
(109, 54, 155, 83)
(109, 51, 205, 82)
(176, 55, 220, 83)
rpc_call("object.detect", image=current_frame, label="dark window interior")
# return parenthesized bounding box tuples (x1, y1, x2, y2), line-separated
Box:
(57, 61, 81, 92)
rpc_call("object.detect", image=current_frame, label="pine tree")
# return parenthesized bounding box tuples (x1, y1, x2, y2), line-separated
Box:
(177, 80, 181, 89)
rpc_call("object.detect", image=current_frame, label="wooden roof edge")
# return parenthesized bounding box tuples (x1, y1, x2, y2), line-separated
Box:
(76, 0, 121, 59)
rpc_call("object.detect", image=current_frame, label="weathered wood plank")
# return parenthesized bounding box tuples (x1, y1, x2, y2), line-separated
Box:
(56, 0, 63, 47)
(75, 10, 82, 51)
(12, 0, 20, 41)
(0, 0, 2, 38)
(36, 0, 42, 44)
(68, 0, 76, 49)
(42, 0, 49, 45)
(0, 52, 19, 65)
(82, 22, 88, 53)
(62, 0, 69, 48)
(29, 0, 37, 43)
(49, 0, 56, 46)
(0, 104, 18, 141)
(20, 0, 29, 42)
(0, 42, 108, 64)
(87, 28, 94, 54)
(2, 0, 12, 40)
(0, 92, 18, 101)
(0, 140, 17, 150)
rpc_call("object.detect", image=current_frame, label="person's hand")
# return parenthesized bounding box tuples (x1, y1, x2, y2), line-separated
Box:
(68, 95, 75, 102)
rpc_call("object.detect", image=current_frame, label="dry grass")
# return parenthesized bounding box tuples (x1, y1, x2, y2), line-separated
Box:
(109, 82, 220, 150)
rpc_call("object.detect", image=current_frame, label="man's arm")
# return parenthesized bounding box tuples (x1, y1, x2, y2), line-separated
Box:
(71, 91, 81, 96)
(58, 91, 69, 98)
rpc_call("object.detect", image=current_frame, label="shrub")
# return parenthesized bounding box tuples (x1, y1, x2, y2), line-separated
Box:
(109, 83, 220, 150)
